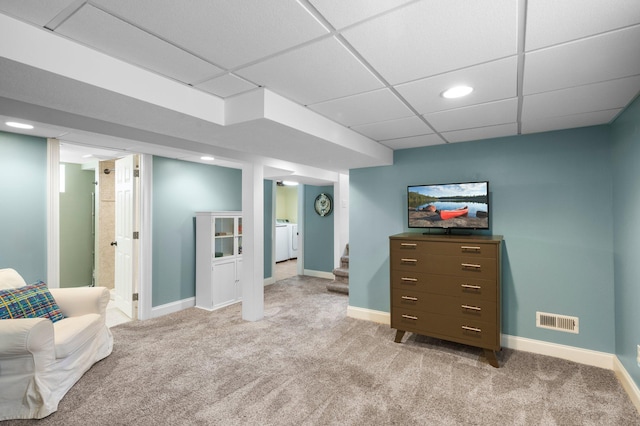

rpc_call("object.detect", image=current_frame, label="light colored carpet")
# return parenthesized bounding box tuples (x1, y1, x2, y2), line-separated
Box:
(5, 276, 639, 425)
(274, 258, 297, 282)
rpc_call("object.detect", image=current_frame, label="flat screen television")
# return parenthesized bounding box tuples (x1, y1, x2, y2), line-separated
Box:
(408, 181, 489, 233)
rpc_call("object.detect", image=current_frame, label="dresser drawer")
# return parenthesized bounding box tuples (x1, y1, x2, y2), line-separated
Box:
(427, 254, 497, 280)
(391, 290, 497, 323)
(424, 241, 497, 259)
(391, 270, 496, 301)
(391, 308, 499, 350)
(390, 249, 429, 272)
(391, 286, 430, 310)
(390, 239, 426, 252)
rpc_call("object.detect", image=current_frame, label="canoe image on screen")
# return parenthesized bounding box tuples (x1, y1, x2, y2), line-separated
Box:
(407, 181, 489, 232)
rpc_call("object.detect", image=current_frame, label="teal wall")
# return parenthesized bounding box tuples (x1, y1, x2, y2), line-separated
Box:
(264, 179, 273, 279)
(0, 131, 47, 283)
(350, 126, 615, 353)
(611, 95, 640, 387)
(303, 185, 334, 272)
(59, 163, 95, 287)
(152, 157, 242, 306)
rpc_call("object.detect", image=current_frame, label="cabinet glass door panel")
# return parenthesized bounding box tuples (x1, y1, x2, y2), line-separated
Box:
(237, 217, 242, 255)
(214, 217, 234, 237)
(214, 237, 234, 258)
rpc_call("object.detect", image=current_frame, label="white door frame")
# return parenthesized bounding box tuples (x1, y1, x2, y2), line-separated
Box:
(46, 139, 60, 288)
(47, 141, 152, 320)
(137, 154, 152, 320)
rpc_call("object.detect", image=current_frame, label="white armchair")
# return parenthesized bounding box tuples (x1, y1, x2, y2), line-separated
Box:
(0, 268, 113, 420)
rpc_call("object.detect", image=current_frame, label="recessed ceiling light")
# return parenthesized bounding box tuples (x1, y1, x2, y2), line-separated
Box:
(442, 86, 473, 99)
(201, 156, 215, 161)
(5, 121, 34, 129)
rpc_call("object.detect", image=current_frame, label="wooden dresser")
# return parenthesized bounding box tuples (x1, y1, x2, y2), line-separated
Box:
(389, 233, 503, 367)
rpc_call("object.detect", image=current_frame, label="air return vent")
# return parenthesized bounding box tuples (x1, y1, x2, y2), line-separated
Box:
(536, 312, 579, 334)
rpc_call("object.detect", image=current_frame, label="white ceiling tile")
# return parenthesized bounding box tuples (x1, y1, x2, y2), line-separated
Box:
(522, 109, 622, 135)
(351, 115, 433, 141)
(235, 37, 383, 106)
(441, 123, 518, 143)
(424, 99, 518, 133)
(308, 0, 413, 29)
(396, 57, 518, 115)
(381, 133, 445, 150)
(522, 76, 640, 122)
(0, 0, 75, 26)
(92, 0, 329, 68)
(196, 74, 257, 99)
(342, 0, 518, 85)
(526, 0, 640, 51)
(308, 89, 413, 127)
(57, 4, 223, 84)
(524, 26, 640, 95)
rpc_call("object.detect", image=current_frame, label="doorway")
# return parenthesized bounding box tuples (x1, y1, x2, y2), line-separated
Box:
(275, 182, 299, 281)
(57, 142, 139, 324)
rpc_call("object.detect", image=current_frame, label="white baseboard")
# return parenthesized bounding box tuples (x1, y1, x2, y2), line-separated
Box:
(613, 356, 640, 414)
(501, 334, 614, 370)
(264, 277, 276, 286)
(347, 305, 390, 324)
(151, 296, 195, 318)
(303, 269, 334, 280)
(346, 305, 617, 369)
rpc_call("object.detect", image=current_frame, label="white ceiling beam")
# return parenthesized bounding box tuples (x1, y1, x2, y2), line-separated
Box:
(0, 13, 225, 126)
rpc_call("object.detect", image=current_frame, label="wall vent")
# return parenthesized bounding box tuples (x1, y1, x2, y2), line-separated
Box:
(536, 311, 579, 334)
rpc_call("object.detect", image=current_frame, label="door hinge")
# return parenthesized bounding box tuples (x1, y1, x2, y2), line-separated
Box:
(133, 231, 139, 239)
(132, 293, 138, 301)
(133, 169, 140, 178)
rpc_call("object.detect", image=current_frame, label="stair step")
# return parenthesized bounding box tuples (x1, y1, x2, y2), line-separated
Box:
(341, 255, 349, 264)
(327, 282, 349, 294)
(332, 267, 349, 277)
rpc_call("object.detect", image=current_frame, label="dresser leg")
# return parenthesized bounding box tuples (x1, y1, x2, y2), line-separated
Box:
(484, 349, 499, 368)
(394, 330, 406, 343)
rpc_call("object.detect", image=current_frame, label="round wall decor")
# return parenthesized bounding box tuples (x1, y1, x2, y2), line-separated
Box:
(314, 193, 333, 217)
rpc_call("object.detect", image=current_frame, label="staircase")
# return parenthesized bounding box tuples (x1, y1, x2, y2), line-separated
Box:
(328, 244, 349, 294)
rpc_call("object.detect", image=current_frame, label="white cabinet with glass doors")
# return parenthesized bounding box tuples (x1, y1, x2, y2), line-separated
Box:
(195, 211, 242, 310)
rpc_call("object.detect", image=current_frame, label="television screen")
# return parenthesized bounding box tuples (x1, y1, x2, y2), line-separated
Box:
(408, 181, 489, 231)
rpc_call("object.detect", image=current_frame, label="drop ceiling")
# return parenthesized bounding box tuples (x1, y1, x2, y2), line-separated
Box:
(0, 0, 639, 182)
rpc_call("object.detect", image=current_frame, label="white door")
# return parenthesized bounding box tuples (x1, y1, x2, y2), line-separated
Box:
(114, 155, 136, 318)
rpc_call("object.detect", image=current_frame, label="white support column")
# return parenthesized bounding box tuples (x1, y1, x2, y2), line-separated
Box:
(47, 138, 60, 288)
(333, 173, 349, 268)
(138, 154, 153, 320)
(242, 162, 264, 321)
(296, 184, 305, 275)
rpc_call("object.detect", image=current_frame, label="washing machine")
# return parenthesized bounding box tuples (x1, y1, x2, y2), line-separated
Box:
(275, 221, 289, 262)
(288, 223, 298, 259)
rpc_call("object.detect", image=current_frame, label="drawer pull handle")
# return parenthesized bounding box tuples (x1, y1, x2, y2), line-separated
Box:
(401, 277, 418, 282)
(400, 243, 417, 247)
(402, 296, 418, 301)
(401, 258, 418, 263)
(461, 284, 482, 290)
(461, 304, 481, 311)
(461, 246, 481, 252)
(461, 263, 481, 269)
(402, 314, 418, 320)
(462, 325, 481, 333)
